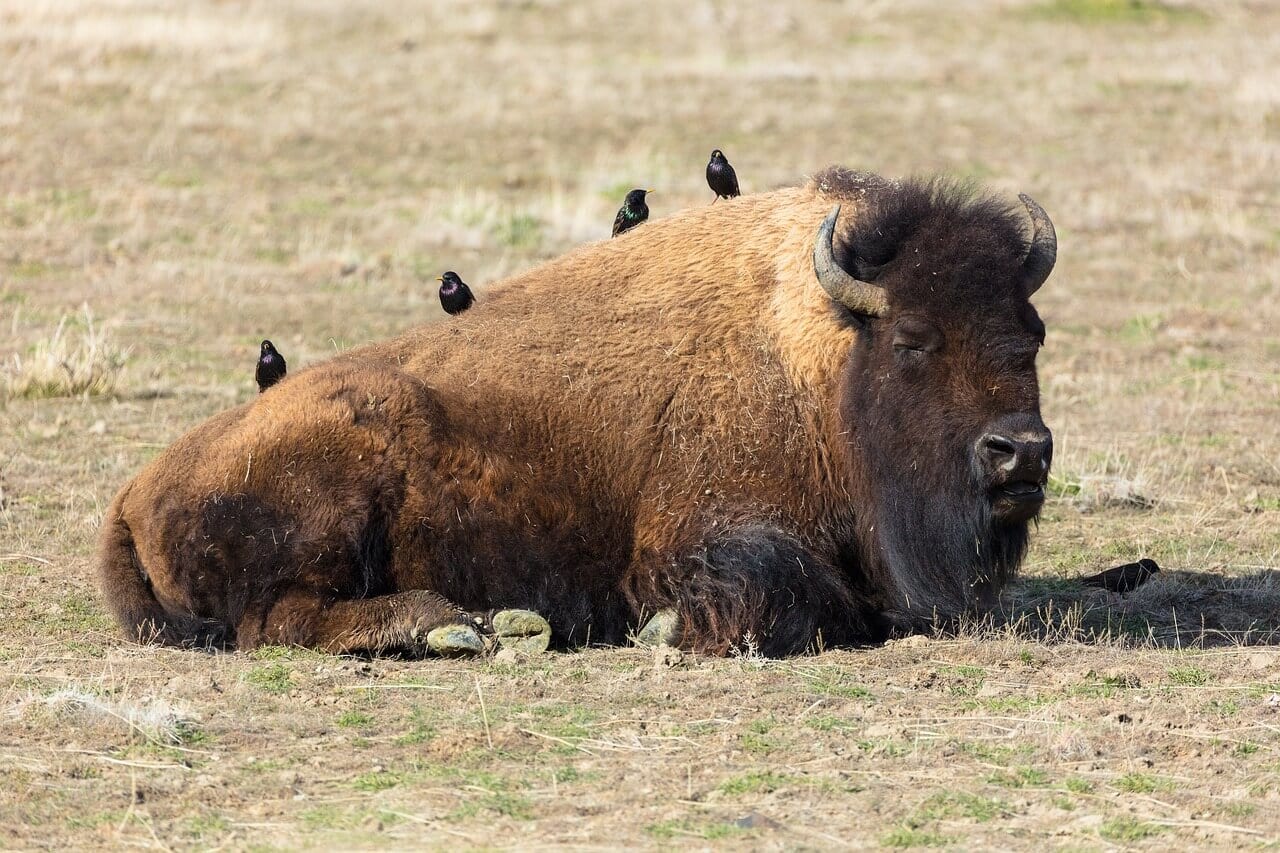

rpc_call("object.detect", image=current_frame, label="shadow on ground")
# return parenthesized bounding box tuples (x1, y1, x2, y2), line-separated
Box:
(995, 570, 1280, 648)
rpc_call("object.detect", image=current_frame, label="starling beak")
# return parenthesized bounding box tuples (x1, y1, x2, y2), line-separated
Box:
(706, 149, 740, 203)
(612, 188, 651, 238)
(1082, 558, 1160, 594)
(437, 271, 475, 316)
(255, 339, 286, 393)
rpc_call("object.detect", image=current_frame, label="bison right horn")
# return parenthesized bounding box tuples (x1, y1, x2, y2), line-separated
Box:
(1017, 193, 1056, 296)
(813, 205, 889, 318)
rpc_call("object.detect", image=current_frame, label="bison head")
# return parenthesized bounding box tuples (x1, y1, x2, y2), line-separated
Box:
(814, 178, 1056, 628)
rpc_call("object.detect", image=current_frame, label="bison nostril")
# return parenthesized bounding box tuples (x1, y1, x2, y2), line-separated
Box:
(978, 429, 1053, 479)
(982, 435, 1018, 461)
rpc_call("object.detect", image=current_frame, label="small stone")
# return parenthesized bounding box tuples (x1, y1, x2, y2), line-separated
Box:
(1101, 668, 1141, 688)
(1248, 652, 1274, 672)
(494, 648, 524, 665)
(654, 646, 684, 669)
(636, 609, 679, 647)
(734, 812, 783, 830)
(426, 624, 484, 656)
(87, 419, 106, 435)
(491, 609, 551, 654)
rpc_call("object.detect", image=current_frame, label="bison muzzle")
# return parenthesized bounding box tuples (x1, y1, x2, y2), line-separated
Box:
(97, 167, 1057, 657)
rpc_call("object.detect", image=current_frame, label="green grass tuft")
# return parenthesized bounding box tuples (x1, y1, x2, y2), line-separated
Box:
(352, 770, 404, 792)
(1099, 816, 1165, 842)
(243, 663, 293, 695)
(718, 770, 793, 795)
(1027, 0, 1208, 25)
(1166, 666, 1212, 686)
(1114, 772, 1173, 793)
(1063, 777, 1094, 794)
(336, 710, 374, 729)
(645, 818, 745, 841)
(881, 826, 953, 848)
(987, 766, 1049, 788)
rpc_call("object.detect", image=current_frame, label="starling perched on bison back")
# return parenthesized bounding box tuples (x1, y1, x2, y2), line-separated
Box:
(1082, 558, 1160, 594)
(437, 271, 475, 316)
(706, 149, 740, 202)
(612, 189, 651, 237)
(254, 340, 286, 393)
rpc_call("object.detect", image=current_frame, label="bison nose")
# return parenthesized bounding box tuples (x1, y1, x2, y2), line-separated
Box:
(977, 422, 1052, 483)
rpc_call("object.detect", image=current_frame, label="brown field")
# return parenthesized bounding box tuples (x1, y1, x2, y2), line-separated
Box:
(2, 0, 1279, 848)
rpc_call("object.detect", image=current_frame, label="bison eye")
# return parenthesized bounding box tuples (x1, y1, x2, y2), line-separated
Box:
(892, 317, 942, 354)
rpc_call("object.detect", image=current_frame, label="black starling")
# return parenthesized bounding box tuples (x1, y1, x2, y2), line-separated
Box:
(255, 340, 286, 393)
(706, 149, 740, 202)
(437, 271, 475, 316)
(1082, 558, 1160, 594)
(612, 189, 651, 237)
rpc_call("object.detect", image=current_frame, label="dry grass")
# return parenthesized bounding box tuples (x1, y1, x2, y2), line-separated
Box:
(1, 0, 1279, 848)
(2, 305, 130, 400)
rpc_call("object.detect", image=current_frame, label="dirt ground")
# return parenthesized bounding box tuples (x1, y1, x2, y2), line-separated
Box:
(2, 0, 1279, 849)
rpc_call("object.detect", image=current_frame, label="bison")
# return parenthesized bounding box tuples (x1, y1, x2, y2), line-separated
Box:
(97, 167, 1056, 658)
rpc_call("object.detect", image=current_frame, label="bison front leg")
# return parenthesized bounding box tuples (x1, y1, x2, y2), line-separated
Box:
(237, 588, 487, 657)
(629, 524, 875, 657)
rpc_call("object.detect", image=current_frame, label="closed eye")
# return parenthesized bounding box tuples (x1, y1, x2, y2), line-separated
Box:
(893, 337, 940, 354)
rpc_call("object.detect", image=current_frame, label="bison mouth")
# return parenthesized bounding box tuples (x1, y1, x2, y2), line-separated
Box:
(991, 479, 1045, 523)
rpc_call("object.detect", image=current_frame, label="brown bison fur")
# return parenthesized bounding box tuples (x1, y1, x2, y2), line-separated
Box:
(98, 167, 1054, 657)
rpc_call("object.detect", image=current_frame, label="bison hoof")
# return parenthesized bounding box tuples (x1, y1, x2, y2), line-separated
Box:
(636, 609, 679, 647)
(425, 624, 485, 656)
(491, 609, 551, 654)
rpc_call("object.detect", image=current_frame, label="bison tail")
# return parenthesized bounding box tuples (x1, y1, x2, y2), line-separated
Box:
(96, 490, 221, 648)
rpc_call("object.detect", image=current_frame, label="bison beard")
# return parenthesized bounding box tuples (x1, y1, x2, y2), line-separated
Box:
(97, 168, 1055, 657)
(864, 466, 1031, 632)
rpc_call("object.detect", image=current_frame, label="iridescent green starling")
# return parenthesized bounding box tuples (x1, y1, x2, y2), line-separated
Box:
(612, 189, 651, 237)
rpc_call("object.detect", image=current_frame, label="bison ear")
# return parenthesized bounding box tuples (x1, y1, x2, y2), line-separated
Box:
(1017, 194, 1056, 296)
(813, 205, 889, 317)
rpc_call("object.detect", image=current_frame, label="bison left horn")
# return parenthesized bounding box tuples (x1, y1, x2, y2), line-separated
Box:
(813, 204, 888, 318)
(1018, 193, 1056, 296)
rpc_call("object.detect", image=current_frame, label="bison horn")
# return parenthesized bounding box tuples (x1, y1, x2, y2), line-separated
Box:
(1017, 193, 1056, 296)
(813, 205, 888, 317)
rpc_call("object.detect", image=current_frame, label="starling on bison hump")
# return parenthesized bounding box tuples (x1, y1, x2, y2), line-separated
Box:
(612, 189, 651, 237)
(706, 149, 740, 201)
(254, 340, 286, 392)
(437, 271, 475, 316)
